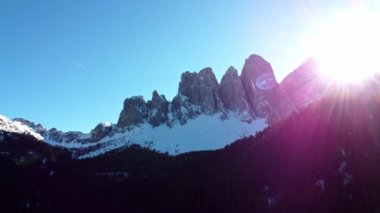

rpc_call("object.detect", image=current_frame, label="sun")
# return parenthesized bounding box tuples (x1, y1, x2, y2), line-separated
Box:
(309, 6, 380, 83)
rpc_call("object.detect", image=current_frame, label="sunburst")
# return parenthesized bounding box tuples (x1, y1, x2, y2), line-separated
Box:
(310, 6, 380, 83)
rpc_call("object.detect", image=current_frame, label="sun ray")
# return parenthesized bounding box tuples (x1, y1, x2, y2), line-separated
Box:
(309, 5, 380, 83)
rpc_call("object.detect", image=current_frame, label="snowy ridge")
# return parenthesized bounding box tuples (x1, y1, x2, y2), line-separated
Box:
(77, 112, 267, 159)
(3, 111, 266, 159)
(0, 114, 43, 141)
(40, 112, 266, 159)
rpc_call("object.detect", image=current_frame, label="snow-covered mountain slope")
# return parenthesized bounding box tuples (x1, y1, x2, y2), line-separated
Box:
(75, 112, 266, 159)
(7, 112, 266, 159)
(0, 114, 43, 141)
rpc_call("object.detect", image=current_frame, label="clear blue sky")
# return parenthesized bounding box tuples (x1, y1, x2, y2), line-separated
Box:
(0, 0, 359, 132)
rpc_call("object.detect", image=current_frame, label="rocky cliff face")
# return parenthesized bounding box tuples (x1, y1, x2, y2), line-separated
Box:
(117, 96, 148, 128)
(177, 68, 223, 114)
(147, 91, 169, 127)
(240, 54, 279, 117)
(219, 66, 250, 113)
(170, 68, 224, 125)
(116, 54, 324, 129)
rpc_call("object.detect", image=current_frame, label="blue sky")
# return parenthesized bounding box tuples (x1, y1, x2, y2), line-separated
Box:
(0, 0, 359, 132)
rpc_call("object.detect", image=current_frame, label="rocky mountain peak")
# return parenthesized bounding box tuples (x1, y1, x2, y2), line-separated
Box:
(12, 118, 46, 134)
(91, 122, 112, 141)
(241, 54, 278, 117)
(115, 53, 322, 130)
(147, 90, 169, 127)
(219, 66, 250, 113)
(198, 67, 219, 87)
(0, 115, 44, 141)
(225, 66, 239, 77)
(242, 54, 275, 79)
(117, 96, 148, 128)
(177, 68, 223, 114)
(150, 90, 167, 109)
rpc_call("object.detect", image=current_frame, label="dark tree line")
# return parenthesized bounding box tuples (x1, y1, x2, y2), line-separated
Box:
(1, 82, 380, 212)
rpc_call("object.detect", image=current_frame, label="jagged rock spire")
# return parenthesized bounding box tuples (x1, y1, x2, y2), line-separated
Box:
(116, 53, 323, 128)
(177, 67, 223, 114)
(219, 66, 250, 112)
(147, 90, 169, 127)
(117, 96, 148, 128)
(241, 54, 278, 117)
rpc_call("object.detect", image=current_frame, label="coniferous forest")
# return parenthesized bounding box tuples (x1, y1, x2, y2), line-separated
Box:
(1, 83, 380, 213)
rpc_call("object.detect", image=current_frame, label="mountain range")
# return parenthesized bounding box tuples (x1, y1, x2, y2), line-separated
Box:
(1, 54, 327, 158)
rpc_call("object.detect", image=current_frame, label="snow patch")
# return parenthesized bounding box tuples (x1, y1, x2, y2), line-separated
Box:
(177, 93, 189, 102)
(100, 122, 112, 127)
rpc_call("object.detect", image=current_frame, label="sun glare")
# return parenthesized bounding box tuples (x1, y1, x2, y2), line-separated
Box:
(310, 6, 380, 83)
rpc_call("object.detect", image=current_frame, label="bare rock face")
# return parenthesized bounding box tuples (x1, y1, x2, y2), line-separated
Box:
(178, 68, 223, 114)
(114, 54, 325, 129)
(117, 96, 148, 128)
(219, 66, 250, 112)
(241, 54, 278, 117)
(170, 94, 195, 125)
(147, 90, 169, 127)
(168, 67, 225, 125)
